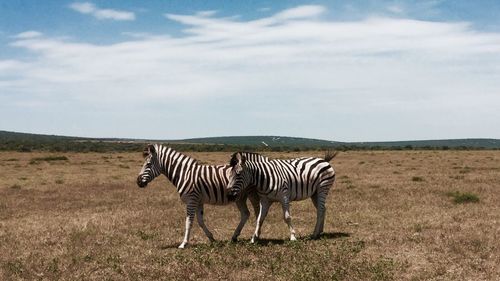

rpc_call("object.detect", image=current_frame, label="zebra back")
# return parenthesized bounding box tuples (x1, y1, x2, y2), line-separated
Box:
(229, 152, 335, 201)
(139, 145, 270, 204)
(238, 152, 270, 162)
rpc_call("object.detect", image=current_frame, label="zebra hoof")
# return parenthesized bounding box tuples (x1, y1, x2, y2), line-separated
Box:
(231, 237, 238, 243)
(178, 243, 187, 249)
(207, 234, 215, 242)
(250, 235, 258, 244)
(290, 236, 297, 241)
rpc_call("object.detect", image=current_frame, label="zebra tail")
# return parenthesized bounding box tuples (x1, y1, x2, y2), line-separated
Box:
(324, 150, 338, 162)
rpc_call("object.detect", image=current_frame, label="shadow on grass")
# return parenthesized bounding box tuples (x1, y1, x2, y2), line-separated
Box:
(158, 232, 350, 249)
(158, 243, 182, 249)
(317, 232, 350, 239)
(255, 232, 350, 246)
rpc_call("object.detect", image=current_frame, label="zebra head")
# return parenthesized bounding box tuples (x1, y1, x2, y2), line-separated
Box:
(227, 152, 249, 199)
(137, 144, 162, 188)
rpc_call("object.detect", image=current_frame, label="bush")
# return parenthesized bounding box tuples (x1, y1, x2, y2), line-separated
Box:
(411, 176, 424, 182)
(446, 191, 479, 204)
(32, 156, 68, 161)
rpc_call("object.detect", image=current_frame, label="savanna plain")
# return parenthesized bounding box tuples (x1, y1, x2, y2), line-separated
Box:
(0, 150, 499, 280)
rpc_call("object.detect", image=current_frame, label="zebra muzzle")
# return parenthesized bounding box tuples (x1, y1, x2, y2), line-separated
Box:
(137, 176, 148, 188)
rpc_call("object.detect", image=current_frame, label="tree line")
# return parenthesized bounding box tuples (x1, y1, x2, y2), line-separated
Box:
(0, 139, 495, 153)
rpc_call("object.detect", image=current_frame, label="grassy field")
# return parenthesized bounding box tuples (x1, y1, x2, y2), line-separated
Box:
(0, 150, 499, 280)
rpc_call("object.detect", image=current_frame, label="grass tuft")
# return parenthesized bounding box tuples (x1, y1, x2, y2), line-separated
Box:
(106, 254, 123, 274)
(411, 176, 424, 182)
(10, 184, 21, 189)
(137, 230, 157, 240)
(413, 223, 423, 233)
(31, 155, 69, 162)
(3, 260, 24, 276)
(446, 191, 480, 204)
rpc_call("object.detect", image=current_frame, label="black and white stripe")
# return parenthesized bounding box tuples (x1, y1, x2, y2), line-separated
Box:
(227, 152, 337, 242)
(136, 144, 269, 248)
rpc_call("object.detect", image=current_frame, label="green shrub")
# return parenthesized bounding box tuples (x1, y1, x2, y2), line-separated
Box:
(446, 191, 479, 204)
(32, 156, 68, 161)
(411, 176, 424, 182)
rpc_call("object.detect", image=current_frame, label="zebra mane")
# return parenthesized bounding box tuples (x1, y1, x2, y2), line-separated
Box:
(153, 144, 202, 165)
(241, 151, 265, 157)
(229, 151, 269, 167)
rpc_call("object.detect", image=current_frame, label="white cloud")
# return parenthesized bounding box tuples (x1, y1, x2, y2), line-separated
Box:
(2, 5, 500, 139)
(70, 2, 94, 14)
(273, 5, 325, 20)
(69, 2, 135, 21)
(387, 5, 404, 14)
(196, 10, 217, 17)
(13, 31, 43, 39)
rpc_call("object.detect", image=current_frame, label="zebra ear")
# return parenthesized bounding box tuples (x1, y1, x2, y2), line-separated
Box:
(148, 144, 156, 154)
(230, 153, 238, 167)
(236, 153, 246, 165)
(143, 144, 155, 157)
(230, 152, 245, 167)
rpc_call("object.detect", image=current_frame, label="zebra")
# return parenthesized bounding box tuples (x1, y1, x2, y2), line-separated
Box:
(227, 151, 337, 243)
(136, 144, 270, 248)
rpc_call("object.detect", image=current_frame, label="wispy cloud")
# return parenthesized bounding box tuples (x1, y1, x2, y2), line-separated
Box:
(387, 5, 404, 14)
(195, 10, 217, 17)
(12, 30, 43, 39)
(273, 5, 325, 20)
(69, 2, 135, 21)
(2, 5, 500, 139)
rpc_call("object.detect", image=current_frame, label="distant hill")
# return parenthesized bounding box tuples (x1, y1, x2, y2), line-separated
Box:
(0, 130, 80, 142)
(348, 139, 500, 149)
(170, 136, 343, 147)
(1, 130, 499, 152)
(172, 136, 500, 149)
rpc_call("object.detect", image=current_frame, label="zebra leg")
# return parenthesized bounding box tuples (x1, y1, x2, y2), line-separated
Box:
(251, 198, 271, 244)
(196, 203, 215, 243)
(179, 201, 197, 249)
(248, 189, 260, 219)
(311, 192, 321, 239)
(318, 190, 329, 234)
(231, 193, 250, 242)
(312, 190, 328, 239)
(281, 198, 297, 241)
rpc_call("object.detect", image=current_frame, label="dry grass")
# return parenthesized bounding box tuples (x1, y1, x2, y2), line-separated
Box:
(0, 150, 499, 280)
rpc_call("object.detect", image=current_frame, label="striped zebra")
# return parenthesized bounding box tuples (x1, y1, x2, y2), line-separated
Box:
(136, 144, 269, 248)
(227, 151, 337, 243)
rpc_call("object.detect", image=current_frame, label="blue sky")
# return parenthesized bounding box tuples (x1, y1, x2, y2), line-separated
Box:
(1, 1, 500, 141)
